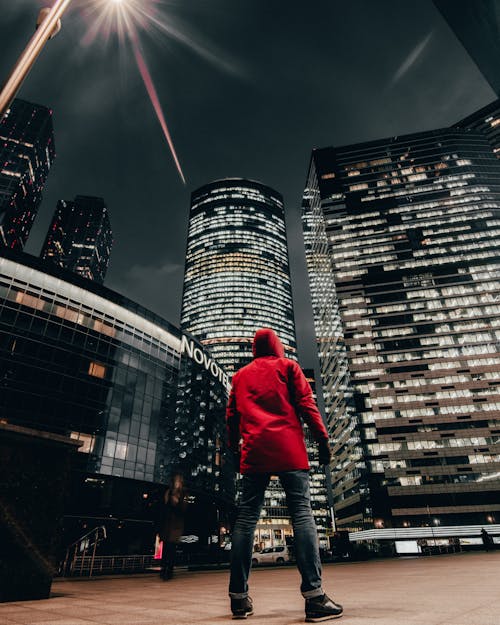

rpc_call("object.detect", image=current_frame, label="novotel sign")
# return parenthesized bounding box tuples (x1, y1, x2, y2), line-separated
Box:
(181, 335, 231, 393)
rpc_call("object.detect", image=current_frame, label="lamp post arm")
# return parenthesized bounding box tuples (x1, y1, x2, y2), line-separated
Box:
(0, 0, 73, 120)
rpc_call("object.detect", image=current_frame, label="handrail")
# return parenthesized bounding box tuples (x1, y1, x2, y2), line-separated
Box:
(68, 554, 155, 577)
(61, 525, 107, 577)
(65, 525, 107, 551)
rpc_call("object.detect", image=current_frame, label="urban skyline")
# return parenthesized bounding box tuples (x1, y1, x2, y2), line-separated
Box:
(1, 0, 496, 367)
(1, 3, 500, 597)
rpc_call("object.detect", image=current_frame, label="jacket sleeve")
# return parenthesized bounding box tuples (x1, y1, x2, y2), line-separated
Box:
(289, 361, 329, 443)
(226, 376, 240, 452)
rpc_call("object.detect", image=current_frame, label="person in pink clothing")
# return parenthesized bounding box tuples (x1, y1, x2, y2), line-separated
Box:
(226, 328, 343, 622)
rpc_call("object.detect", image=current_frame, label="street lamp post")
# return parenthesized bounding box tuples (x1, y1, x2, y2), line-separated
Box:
(0, 0, 73, 120)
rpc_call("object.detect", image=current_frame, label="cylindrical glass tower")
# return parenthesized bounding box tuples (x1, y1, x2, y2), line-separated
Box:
(181, 178, 297, 375)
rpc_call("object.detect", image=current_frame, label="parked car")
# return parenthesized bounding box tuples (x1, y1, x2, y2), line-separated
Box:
(251, 545, 291, 566)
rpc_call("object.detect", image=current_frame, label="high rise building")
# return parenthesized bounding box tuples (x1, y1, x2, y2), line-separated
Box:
(41, 195, 113, 284)
(434, 0, 500, 97)
(181, 178, 297, 374)
(303, 127, 500, 532)
(0, 99, 55, 249)
(181, 178, 314, 548)
(456, 98, 500, 158)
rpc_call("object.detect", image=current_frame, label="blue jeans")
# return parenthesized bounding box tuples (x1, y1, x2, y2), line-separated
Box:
(229, 470, 323, 599)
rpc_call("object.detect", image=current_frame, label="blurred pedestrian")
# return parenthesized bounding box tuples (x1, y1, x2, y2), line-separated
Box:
(158, 473, 186, 580)
(481, 527, 494, 552)
(226, 328, 343, 622)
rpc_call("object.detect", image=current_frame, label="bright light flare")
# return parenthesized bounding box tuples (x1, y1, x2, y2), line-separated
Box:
(132, 40, 185, 185)
(81, 0, 186, 184)
(82, 1, 165, 47)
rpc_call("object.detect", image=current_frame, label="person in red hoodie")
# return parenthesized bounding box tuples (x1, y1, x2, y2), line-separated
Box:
(226, 328, 343, 622)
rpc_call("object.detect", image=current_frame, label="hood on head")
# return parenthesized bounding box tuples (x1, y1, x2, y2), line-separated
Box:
(252, 328, 285, 358)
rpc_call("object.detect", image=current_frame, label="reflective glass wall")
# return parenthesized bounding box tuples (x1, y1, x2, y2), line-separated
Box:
(303, 128, 500, 531)
(0, 250, 235, 524)
(0, 99, 55, 250)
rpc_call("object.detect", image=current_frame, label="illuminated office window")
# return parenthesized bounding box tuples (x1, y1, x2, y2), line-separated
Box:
(88, 361, 106, 379)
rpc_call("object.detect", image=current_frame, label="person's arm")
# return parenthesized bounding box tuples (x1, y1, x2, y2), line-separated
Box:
(226, 375, 240, 453)
(289, 361, 332, 464)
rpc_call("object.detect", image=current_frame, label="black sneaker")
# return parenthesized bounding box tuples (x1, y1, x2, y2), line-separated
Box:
(305, 594, 343, 622)
(231, 596, 254, 619)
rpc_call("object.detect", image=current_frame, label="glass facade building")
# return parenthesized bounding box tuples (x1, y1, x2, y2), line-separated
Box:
(0, 99, 55, 250)
(456, 99, 500, 159)
(181, 178, 297, 375)
(41, 195, 113, 284)
(0, 248, 234, 545)
(303, 128, 500, 532)
(303, 369, 332, 548)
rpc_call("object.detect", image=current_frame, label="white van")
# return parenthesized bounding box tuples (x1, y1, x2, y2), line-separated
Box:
(251, 545, 290, 566)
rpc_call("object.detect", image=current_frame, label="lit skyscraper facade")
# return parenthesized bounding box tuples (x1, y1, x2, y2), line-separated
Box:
(456, 99, 500, 158)
(182, 178, 305, 546)
(303, 128, 500, 532)
(0, 99, 55, 249)
(303, 369, 332, 548)
(41, 195, 113, 284)
(181, 178, 297, 374)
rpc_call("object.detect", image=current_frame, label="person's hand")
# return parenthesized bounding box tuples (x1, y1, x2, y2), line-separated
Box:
(318, 439, 332, 466)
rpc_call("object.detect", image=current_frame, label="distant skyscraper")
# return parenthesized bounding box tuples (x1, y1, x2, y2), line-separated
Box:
(181, 177, 301, 548)
(434, 0, 500, 96)
(41, 195, 112, 284)
(303, 127, 500, 532)
(181, 178, 297, 374)
(456, 98, 500, 158)
(0, 99, 55, 249)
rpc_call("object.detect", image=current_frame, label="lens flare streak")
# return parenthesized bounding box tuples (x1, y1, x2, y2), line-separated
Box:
(131, 40, 185, 185)
(83, 1, 186, 184)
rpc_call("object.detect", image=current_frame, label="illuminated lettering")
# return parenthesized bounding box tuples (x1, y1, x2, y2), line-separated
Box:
(181, 335, 231, 392)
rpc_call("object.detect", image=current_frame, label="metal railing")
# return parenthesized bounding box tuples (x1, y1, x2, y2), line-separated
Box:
(69, 554, 155, 577)
(61, 525, 107, 577)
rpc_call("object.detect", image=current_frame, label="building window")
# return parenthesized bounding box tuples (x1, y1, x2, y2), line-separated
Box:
(88, 361, 106, 379)
(70, 432, 95, 453)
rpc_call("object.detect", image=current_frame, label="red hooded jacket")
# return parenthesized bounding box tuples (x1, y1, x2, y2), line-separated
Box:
(226, 328, 329, 474)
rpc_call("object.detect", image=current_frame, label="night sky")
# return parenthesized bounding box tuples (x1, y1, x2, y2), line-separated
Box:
(0, 0, 495, 366)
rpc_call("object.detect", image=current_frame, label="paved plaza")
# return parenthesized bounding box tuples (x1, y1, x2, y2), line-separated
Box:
(0, 552, 499, 625)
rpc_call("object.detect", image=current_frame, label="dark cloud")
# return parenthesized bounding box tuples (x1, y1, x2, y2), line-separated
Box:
(108, 258, 184, 324)
(1, 0, 495, 367)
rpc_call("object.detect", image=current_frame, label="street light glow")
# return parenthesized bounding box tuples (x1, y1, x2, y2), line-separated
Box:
(81, 0, 186, 184)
